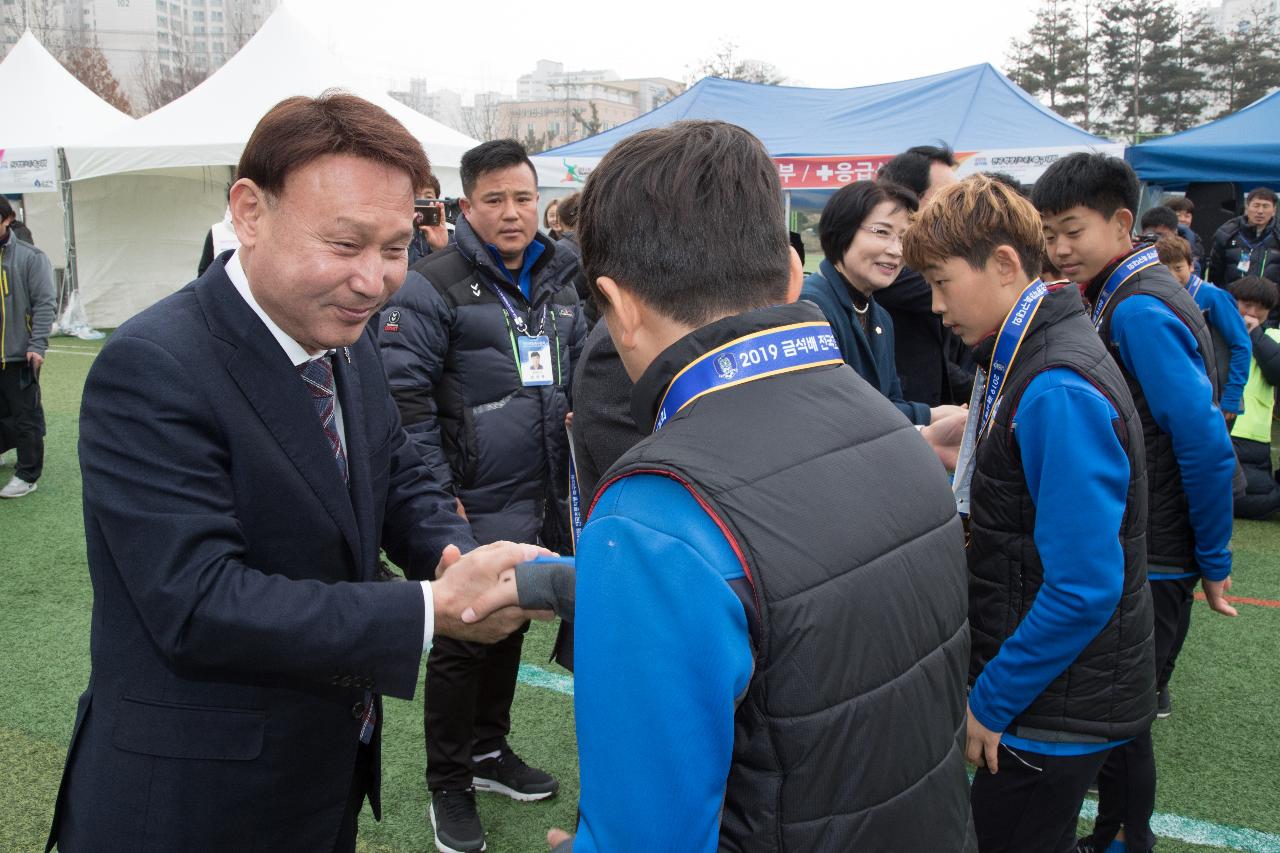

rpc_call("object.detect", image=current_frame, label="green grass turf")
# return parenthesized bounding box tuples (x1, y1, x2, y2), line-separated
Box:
(2, 336, 1277, 852)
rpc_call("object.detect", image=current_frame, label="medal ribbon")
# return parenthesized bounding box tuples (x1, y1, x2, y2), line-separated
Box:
(1091, 246, 1161, 329)
(653, 322, 843, 432)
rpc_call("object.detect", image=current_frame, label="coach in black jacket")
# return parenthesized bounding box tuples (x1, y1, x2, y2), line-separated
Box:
(379, 140, 586, 850)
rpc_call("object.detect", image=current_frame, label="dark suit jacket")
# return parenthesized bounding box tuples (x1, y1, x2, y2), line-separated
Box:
(47, 258, 475, 852)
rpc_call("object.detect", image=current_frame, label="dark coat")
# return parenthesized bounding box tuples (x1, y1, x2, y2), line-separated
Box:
(800, 260, 930, 424)
(380, 215, 587, 551)
(876, 265, 975, 405)
(1208, 215, 1280, 290)
(47, 258, 472, 852)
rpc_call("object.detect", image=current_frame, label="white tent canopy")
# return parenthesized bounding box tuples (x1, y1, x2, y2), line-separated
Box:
(59, 6, 479, 328)
(65, 6, 478, 185)
(0, 31, 135, 272)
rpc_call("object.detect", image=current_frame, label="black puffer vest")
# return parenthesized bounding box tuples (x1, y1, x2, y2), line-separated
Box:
(1091, 249, 1218, 574)
(595, 302, 974, 852)
(968, 285, 1155, 741)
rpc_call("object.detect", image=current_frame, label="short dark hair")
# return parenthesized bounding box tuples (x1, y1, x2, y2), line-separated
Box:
(558, 192, 581, 230)
(460, 139, 537, 198)
(903, 174, 1044, 281)
(1246, 187, 1278, 206)
(423, 173, 441, 198)
(982, 172, 1029, 197)
(1165, 196, 1194, 214)
(878, 145, 957, 197)
(1031, 152, 1139, 220)
(1228, 275, 1278, 310)
(1140, 205, 1179, 232)
(578, 120, 790, 326)
(238, 91, 431, 198)
(819, 180, 919, 267)
(0, 196, 14, 221)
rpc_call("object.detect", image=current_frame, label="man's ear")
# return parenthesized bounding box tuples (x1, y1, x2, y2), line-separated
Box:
(1114, 208, 1135, 238)
(786, 247, 804, 303)
(596, 276, 641, 349)
(459, 196, 473, 218)
(229, 178, 266, 248)
(991, 245, 1022, 287)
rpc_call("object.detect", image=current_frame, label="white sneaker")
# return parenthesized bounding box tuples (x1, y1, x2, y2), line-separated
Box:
(0, 475, 37, 498)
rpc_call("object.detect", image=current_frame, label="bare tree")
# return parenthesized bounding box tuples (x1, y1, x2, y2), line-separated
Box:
(688, 40, 786, 85)
(137, 47, 209, 113)
(463, 98, 506, 142)
(2, 0, 64, 56)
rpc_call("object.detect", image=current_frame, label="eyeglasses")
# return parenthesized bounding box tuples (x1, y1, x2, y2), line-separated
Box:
(860, 225, 905, 247)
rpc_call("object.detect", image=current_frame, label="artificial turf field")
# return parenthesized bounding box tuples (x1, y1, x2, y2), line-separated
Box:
(2, 336, 1278, 852)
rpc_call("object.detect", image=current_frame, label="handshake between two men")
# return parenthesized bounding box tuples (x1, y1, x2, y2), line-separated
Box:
(432, 541, 575, 643)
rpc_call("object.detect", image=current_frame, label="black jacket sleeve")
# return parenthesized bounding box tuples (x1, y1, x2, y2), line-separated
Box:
(1250, 325, 1280, 386)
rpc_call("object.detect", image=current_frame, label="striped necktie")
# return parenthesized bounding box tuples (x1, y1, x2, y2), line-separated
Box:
(296, 355, 348, 484)
(296, 355, 375, 743)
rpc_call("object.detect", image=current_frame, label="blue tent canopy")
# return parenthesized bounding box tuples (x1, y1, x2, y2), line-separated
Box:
(1126, 91, 1280, 191)
(542, 63, 1107, 159)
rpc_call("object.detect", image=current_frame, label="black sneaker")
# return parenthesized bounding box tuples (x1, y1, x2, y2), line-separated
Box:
(1157, 686, 1172, 719)
(473, 749, 559, 802)
(429, 788, 485, 853)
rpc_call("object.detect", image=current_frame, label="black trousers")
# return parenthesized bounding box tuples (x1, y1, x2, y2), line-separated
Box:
(1233, 437, 1280, 520)
(971, 744, 1112, 853)
(0, 361, 44, 483)
(424, 622, 528, 790)
(1089, 576, 1197, 853)
(333, 741, 372, 853)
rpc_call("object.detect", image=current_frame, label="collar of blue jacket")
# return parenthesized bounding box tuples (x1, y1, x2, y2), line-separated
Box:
(484, 238, 546, 301)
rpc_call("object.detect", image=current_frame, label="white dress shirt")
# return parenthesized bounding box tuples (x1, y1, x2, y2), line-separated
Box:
(225, 250, 434, 648)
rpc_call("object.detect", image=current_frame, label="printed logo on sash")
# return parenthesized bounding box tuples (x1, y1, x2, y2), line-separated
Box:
(653, 322, 843, 432)
(1091, 246, 1161, 329)
(382, 310, 401, 333)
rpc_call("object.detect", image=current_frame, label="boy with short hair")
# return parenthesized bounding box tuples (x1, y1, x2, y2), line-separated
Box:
(1033, 153, 1237, 853)
(1155, 235, 1251, 424)
(904, 175, 1154, 853)
(1226, 275, 1280, 519)
(554, 119, 975, 852)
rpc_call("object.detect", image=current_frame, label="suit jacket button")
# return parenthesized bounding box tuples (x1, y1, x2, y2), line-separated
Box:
(351, 702, 366, 719)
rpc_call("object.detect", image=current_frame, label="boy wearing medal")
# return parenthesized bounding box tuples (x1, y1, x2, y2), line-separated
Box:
(545, 120, 974, 852)
(904, 175, 1154, 853)
(1032, 153, 1237, 853)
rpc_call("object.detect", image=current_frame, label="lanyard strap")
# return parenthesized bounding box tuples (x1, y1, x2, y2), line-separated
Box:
(1091, 246, 1161, 329)
(653, 322, 843, 432)
(979, 279, 1048, 439)
(566, 423, 583, 550)
(484, 278, 548, 337)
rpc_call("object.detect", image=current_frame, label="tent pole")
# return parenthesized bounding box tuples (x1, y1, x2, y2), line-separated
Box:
(57, 148, 79, 312)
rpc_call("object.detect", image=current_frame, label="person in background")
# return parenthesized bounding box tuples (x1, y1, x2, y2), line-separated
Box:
(553, 117, 972, 853)
(1163, 196, 1204, 270)
(0, 195, 55, 499)
(1226, 275, 1280, 519)
(379, 138, 586, 853)
(1208, 188, 1280, 302)
(800, 180, 966, 426)
(905, 173, 1153, 853)
(1140, 206, 1198, 275)
(408, 174, 452, 267)
(543, 198, 562, 240)
(877, 144, 974, 405)
(1034, 152, 1237, 853)
(1155, 235, 1250, 426)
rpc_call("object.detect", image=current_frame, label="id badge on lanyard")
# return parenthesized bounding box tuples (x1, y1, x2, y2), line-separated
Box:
(1237, 250, 1252, 275)
(485, 279, 556, 387)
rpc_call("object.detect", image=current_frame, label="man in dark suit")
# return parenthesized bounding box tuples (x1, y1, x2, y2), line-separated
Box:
(46, 93, 543, 853)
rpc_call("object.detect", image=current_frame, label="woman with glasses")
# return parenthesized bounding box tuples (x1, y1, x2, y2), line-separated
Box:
(800, 180, 965, 425)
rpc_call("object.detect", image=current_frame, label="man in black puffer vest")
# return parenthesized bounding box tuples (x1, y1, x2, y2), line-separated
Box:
(543, 120, 973, 852)
(379, 140, 586, 853)
(905, 176, 1154, 853)
(1035, 154, 1237, 853)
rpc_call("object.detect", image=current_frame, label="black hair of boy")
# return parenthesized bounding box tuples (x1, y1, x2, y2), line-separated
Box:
(1227, 275, 1279, 309)
(1165, 196, 1194, 215)
(460, 139, 536, 197)
(577, 120, 790, 327)
(818, 181, 918, 266)
(878, 145, 957, 197)
(1031, 152, 1139, 219)
(1246, 187, 1278, 207)
(1140, 206, 1179, 233)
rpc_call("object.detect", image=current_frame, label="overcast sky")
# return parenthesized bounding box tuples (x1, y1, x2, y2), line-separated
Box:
(292, 0, 1048, 101)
